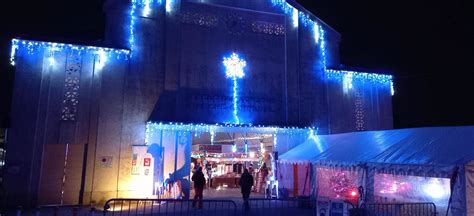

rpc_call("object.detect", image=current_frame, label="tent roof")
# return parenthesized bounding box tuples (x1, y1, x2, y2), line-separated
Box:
(279, 126, 474, 167)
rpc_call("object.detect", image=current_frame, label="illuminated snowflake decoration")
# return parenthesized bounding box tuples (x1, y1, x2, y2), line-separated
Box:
(223, 53, 246, 79)
(222, 52, 247, 124)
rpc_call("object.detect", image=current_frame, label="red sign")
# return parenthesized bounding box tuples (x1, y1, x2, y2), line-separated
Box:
(144, 158, 151, 167)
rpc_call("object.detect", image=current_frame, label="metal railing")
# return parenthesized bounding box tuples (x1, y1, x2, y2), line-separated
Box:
(247, 198, 318, 216)
(103, 198, 237, 216)
(103, 198, 437, 216)
(362, 202, 437, 216)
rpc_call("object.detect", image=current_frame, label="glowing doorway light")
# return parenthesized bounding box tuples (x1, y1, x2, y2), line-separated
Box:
(232, 144, 237, 153)
(223, 53, 247, 124)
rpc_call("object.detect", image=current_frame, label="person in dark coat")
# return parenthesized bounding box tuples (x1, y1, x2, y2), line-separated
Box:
(239, 168, 254, 211)
(191, 166, 206, 209)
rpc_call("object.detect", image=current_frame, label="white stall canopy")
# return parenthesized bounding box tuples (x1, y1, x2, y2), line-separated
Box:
(280, 126, 474, 169)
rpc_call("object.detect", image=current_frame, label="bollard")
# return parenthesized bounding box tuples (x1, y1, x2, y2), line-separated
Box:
(89, 207, 95, 216)
(72, 207, 78, 216)
(16, 206, 22, 216)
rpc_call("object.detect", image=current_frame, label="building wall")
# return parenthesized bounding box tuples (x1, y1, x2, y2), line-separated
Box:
(5, 45, 129, 207)
(327, 81, 393, 133)
(6, 0, 392, 208)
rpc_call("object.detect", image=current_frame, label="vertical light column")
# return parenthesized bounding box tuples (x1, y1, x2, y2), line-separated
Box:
(223, 53, 247, 124)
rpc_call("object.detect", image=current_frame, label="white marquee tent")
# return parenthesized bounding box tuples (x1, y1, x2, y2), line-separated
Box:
(278, 126, 474, 216)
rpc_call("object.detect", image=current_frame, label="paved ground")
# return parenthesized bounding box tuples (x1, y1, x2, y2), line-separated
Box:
(4, 189, 314, 216)
(198, 187, 265, 206)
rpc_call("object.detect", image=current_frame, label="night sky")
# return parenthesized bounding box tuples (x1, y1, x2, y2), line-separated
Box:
(0, 0, 472, 129)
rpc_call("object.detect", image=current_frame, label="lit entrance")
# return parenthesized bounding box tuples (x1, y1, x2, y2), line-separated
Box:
(131, 123, 311, 200)
(191, 132, 273, 199)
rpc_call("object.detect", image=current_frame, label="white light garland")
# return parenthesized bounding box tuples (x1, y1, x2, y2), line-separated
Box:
(47, 50, 55, 66)
(326, 69, 393, 85)
(95, 49, 108, 70)
(10, 39, 130, 66)
(343, 73, 353, 93)
(273, 133, 278, 149)
(129, 0, 163, 55)
(145, 122, 316, 144)
(292, 7, 298, 27)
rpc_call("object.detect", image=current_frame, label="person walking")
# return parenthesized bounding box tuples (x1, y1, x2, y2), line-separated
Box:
(239, 168, 254, 211)
(192, 167, 206, 209)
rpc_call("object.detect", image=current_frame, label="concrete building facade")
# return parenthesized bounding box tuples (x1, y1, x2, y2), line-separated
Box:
(5, 0, 393, 208)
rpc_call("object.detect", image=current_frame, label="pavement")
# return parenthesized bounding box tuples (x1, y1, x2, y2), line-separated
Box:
(4, 188, 316, 216)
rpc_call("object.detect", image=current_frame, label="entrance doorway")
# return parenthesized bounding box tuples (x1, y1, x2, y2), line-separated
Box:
(142, 123, 310, 201)
(190, 132, 274, 199)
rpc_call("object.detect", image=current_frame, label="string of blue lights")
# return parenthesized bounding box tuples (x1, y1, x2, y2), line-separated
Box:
(270, 0, 394, 95)
(145, 122, 316, 144)
(9, 39, 130, 66)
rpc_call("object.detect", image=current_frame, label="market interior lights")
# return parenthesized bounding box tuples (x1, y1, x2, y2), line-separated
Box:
(424, 178, 448, 199)
(350, 190, 358, 197)
(249, 151, 256, 158)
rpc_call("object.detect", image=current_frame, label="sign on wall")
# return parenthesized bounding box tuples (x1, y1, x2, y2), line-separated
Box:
(131, 145, 154, 197)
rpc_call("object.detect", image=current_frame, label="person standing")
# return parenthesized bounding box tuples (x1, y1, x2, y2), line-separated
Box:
(192, 167, 206, 209)
(239, 168, 254, 211)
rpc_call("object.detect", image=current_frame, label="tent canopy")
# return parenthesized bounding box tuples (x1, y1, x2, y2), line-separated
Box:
(279, 126, 474, 167)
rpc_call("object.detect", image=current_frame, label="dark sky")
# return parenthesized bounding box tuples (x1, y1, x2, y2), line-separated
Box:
(0, 0, 473, 128)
